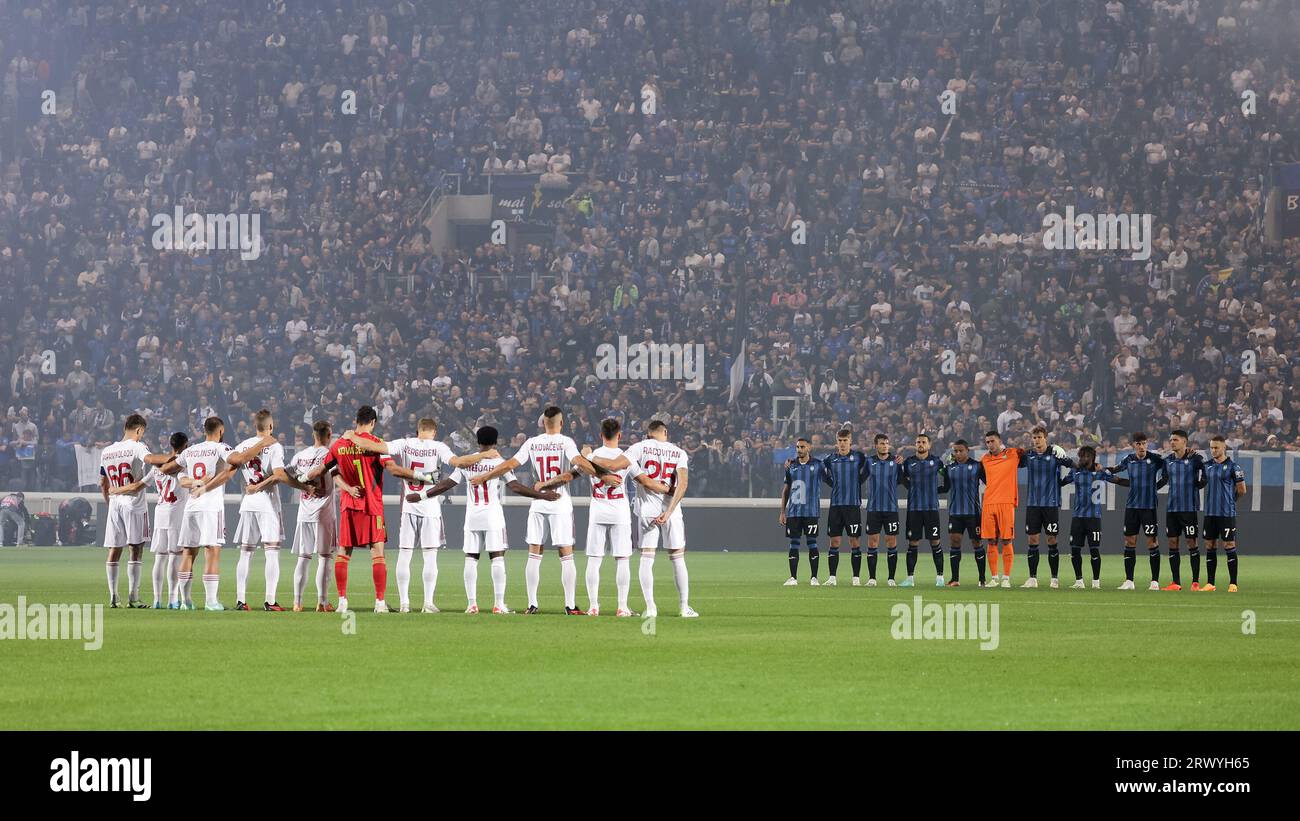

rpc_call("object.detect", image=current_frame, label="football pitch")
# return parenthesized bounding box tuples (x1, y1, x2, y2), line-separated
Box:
(2, 548, 1297, 730)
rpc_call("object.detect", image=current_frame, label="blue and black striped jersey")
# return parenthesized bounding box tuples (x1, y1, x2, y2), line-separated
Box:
(1161, 451, 1206, 513)
(1204, 458, 1245, 517)
(1024, 448, 1073, 507)
(784, 458, 824, 518)
(1111, 452, 1165, 510)
(944, 459, 984, 516)
(1063, 469, 1119, 518)
(821, 450, 868, 507)
(864, 454, 901, 513)
(900, 455, 947, 511)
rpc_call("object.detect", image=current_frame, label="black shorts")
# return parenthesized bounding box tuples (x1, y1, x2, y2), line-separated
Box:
(785, 516, 819, 541)
(905, 509, 941, 542)
(1025, 505, 1061, 536)
(947, 514, 981, 539)
(1203, 515, 1238, 543)
(1165, 511, 1199, 540)
(1123, 508, 1158, 538)
(827, 505, 862, 538)
(865, 511, 899, 536)
(1069, 517, 1102, 548)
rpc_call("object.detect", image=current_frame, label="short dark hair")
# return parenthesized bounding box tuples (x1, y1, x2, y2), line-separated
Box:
(647, 419, 667, 434)
(984, 430, 1000, 439)
(1077, 445, 1096, 461)
(477, 426, 499, 446)
(836, 428, 852, 438)
(312, 420, 332, 442)
(1171, 429, 1189, 439)
(1132, 432, 1148, 443)
(1031, 426, 1047, 436)
(953, 439, 969, 447)
(204, 416, 224, 435)
(543, 405, 563, 420)
(915, 432, 930, 441)
(254, 408, 273, 431)
(356, 405, 378, 425)
(1211, 434, 1226, 443)
(601, 418, 621, 439)
(169, 432, 189, 452)
(797, 436, 810, 444)
(123, 413, 147, 432)
(874, 433, 889, 443)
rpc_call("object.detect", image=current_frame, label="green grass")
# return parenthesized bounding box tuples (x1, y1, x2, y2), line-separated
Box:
(1, 547, 1297, 729)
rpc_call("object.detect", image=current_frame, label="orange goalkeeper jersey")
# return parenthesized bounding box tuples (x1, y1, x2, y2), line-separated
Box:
(981, 447, 1025, 507)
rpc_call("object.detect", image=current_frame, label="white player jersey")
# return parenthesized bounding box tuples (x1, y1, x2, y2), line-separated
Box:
(146, 465, 189, 530)
(513, 432, 581, 513)
(235, 437, 285, 514)
(176, 440, 234, 513)
(389, 436, 455, 518)
(588, 445, 642, 525)
(288, 445, 334, 523)
(100, 439, 152, 512)
(625, 439, 688, 519)
(449, 457, 516, 531)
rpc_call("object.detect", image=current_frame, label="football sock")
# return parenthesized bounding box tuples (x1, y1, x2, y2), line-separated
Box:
(178, 570, 194, 605)
(1027, 546, 1040, 577)
(671, 553, 690, 608)
(372, 554, 387, 601)
(639, 554, 656, 612)
(105, 560, 120, 601)
(202, 573, 219, 606)
(127, 559, 142, 600)
(1169, 548, 1181, 585)
(316, 555, 331, 603)
(490, 556, 507, 609)
(236, 547, 254, 602)
(1047, 544, 1059, 578)
(1123, 546, 1136, 581)
(949, 547, 961, 582)
(264, 547, 281, 603)
(974, 547, 986, 582)
(850, 548, 862, 577)
(151, 554, 168, 601)
(986, 544, 999, 576)
(931, 543, 943, 574)
(293, 556, 311, 606)
(586, 555, 603, 611)
(463, 557, 478, 607)
(396, 548, 414, 607)
(1189, 545, 1201, 583)
(1206, 548, 1218, 584)
(827, 548, 839, 577)
(866, 547, 878, 579)
(808, 545, 819, 578)
(1001, 545, 1014, 577)
(167, 552, 181, 604)
(1148, 548, 1160, 582)
(1070, 546, 1083, 579)
(886, 547, 898, 579)
(905, 545, 918, 575)
(526, 552, 542, 607)
(334, 552, 351, 598)
(788, 546, 799, 578)
(615, 558, 631, 611)
(1225, 547, 1238, 584)
(560, 553, 577, 608)
(1089, 547, 1102, 580)
(421, 548, 438, 607)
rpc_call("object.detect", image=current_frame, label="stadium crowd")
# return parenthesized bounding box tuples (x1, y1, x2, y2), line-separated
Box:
(1, 0, 1299, 497)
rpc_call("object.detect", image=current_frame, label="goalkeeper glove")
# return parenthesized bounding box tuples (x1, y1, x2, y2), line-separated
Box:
(1050, 445, 1067, 459)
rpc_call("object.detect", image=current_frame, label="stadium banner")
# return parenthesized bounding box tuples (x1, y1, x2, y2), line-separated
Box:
(490, 173, 574, 226)
(1274, 163, 1300, 238)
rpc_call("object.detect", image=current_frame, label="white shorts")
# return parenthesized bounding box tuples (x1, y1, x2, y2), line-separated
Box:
(234, 510, 284, 546)
(149, 526, 181, 555)
(525, 510, 575, 547)
(463, 527, 507, 555)
(637, 513, 686, 551)
(104, 505, 149, 548)
(179, 509, 225, 548)
(585, 520, 633, 558)
(399, 512, 446, 550)
(292, 515, 337, 557)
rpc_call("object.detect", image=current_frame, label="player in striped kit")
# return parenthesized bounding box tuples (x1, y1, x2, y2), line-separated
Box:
(1159, 430, 1207, 590)
(897, 433, 948, 587)
(1108, 432, 1166, 590)
(780, 437, 823, 586)
(1021, 427, 1074, 589)
(344, 418, 500, 612)
(1199, 435, 1246, 593)
(407, 426, 560, 613)
(820, 428, 868, 585)
(174, 417, 274, 610)
(943, 440, 984, 587)
(578, 418, 671, 615)
(98, 414, 179, 608)
(283, 420, 339, 611)
(1060, 446, 1127, 588)
(143, 433, 188, 609)
(863, 434, 902, 587)
(232, 410, 291, 611)
(471, 407, 600, 614)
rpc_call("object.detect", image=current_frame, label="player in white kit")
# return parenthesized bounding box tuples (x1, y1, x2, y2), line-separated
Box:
(281, 420, 339, 611)
(231, 409, 292, 611)
(173, 416, 275, 611)
(142, 432, 190, 609)
(580, 418, 672, 616)
(589, 419, 697, 617)
(98, 414, 179, 608)
(471, 406, 599, 614)
(408, 426, 559, 614)
(341, 417, 501, 613)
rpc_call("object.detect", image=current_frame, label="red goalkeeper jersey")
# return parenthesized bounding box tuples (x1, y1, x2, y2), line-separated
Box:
(327, 433, 390, 515)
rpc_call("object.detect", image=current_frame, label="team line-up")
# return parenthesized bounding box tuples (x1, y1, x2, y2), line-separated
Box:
(98, 405, 698, 617)
(780, 426, 1247, 592)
